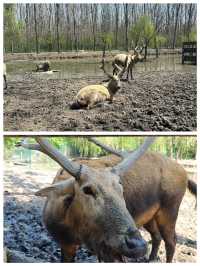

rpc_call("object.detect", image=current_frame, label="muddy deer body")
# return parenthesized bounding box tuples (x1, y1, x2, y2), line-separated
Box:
(20, 137, 196, 262)
(71, 55, 128, 110)
(3, 63, 7, 89)
(36, 61, 51, 72)
(113, 48, 144, 80)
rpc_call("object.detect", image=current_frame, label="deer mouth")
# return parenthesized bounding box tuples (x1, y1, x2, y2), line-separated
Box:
(122, 235, 147, 258)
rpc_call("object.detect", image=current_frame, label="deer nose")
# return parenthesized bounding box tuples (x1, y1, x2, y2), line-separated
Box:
(125, 228, 147, 250)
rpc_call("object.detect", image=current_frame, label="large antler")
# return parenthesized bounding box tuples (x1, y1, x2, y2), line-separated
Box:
(18, 137, 82, 179)
(112, 137, 156, 176)
(100, 47, 113, 79)
(88, 137, 127, 158)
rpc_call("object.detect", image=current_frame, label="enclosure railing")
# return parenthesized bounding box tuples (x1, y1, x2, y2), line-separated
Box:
(182, 42, 197, 65)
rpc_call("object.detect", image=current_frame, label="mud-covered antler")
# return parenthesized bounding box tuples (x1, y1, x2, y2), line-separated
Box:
(17, 137, 82, 179)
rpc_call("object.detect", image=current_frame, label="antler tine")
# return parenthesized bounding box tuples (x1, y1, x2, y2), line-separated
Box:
(18, 137, 82, 179)
(140, 46, 144, 53)
(112, 137, 157, 176)
(100, 46, 113, 79)
(117, 56, 129, 78)
(16, 138, 42, 151)
(88, 137, 126, 158)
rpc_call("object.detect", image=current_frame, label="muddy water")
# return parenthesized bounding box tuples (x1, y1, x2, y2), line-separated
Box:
(6, 54, 196, 80)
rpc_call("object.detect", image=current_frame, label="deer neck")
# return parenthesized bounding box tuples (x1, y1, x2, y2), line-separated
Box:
(106, 81, 120, 96)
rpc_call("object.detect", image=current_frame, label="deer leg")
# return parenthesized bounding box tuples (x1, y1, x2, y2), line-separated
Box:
(60, 244, 77, 262)
(130, 65, 134, 80)
(156, 209, 177, 262)
(126, 66, 129, 81)
(3, 75, 7, 89)
(144, 219, 161, 261)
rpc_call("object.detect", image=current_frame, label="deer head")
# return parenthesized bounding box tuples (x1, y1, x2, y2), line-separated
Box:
(19, 137, 155, 260)
(100, 51, 128, 95)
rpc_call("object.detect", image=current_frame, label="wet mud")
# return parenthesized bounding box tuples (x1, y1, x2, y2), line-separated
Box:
(4, 71, 196, 131)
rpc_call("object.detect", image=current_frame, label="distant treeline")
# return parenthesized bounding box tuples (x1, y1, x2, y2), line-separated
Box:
(4, 137, 197, 161)
(4, 3, 196, 53)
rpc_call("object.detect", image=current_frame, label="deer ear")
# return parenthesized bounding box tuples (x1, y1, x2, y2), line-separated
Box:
(35, 186, 58, 197)
(35, 178, 75, 197)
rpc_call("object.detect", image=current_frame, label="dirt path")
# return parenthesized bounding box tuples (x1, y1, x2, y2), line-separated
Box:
(4, 163, 196, 262)
(4, 71, 196, 131)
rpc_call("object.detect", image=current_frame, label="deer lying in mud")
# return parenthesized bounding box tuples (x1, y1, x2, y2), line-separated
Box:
(70, 57, 128, 110)
(3, 63, 7, 89)
(36, 61, 51, 72)
(19, 137, 196, 263)
(113, 47, 144, 80)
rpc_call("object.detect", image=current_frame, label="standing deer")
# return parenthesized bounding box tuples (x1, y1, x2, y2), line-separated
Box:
(112, 47, 144, 80)
(71, 56, 128, 110)
(19, 137, 155, 262)
(19, 137, 196, 262)
(3, 63, 7, 89)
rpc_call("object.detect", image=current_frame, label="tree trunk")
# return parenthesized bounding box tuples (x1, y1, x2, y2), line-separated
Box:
(25, 4, 29, 53)
(172, 4, 181, 49)
(56, 4, 60, 53)
(33, 4, 39, 54)
(114, 4, 119, 49)
(124, 4, 129, 52)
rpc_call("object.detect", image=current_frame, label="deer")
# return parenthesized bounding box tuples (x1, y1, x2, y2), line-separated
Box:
(36, 61, 51, 72)
(3, 63, 7, 89)
(19, 137, 196, 262)
(70, 54, 128, 110)
(112, 47, 144, 81)
(19, 137, 155, 262)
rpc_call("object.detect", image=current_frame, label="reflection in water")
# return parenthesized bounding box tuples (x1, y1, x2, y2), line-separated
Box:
(8, 54, 196, 80)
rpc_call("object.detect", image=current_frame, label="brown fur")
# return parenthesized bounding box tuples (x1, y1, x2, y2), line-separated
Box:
(43, 152, 195, 262)
(113, 51, 144, 80)
(75, 85, 111, 109)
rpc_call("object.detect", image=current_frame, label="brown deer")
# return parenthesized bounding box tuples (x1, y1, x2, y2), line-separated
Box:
(112, 47, 144, 80)
(70, 56, 128, 110)
(19, 137, 155, 262)
(19, 137, 196, 262)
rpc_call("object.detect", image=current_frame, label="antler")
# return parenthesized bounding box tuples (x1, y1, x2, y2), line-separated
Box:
(117, 56, 129, 78)
(100, 57, 113, 79)
(112, 137, 156, 176)
(140, 46, 145, 53)
(18, 137, 82, 179)
(88, 137, 127, 158)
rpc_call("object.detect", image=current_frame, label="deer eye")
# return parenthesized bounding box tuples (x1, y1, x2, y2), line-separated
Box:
(63, 195, 74, 210)
(82, 185, 96, 198)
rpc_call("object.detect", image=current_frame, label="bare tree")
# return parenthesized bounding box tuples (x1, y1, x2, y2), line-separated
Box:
(124, 4, 129, 51)
(172, 4, 181, 49)
(114, 4, 119, 49)
(33, 4, 39, 53)
(56, 4, 60, 53)
(90, 4, 98, 51)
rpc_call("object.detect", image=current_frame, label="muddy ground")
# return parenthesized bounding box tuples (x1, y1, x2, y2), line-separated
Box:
(4, 70, 196, 131)
(4, 162, 197, 262)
